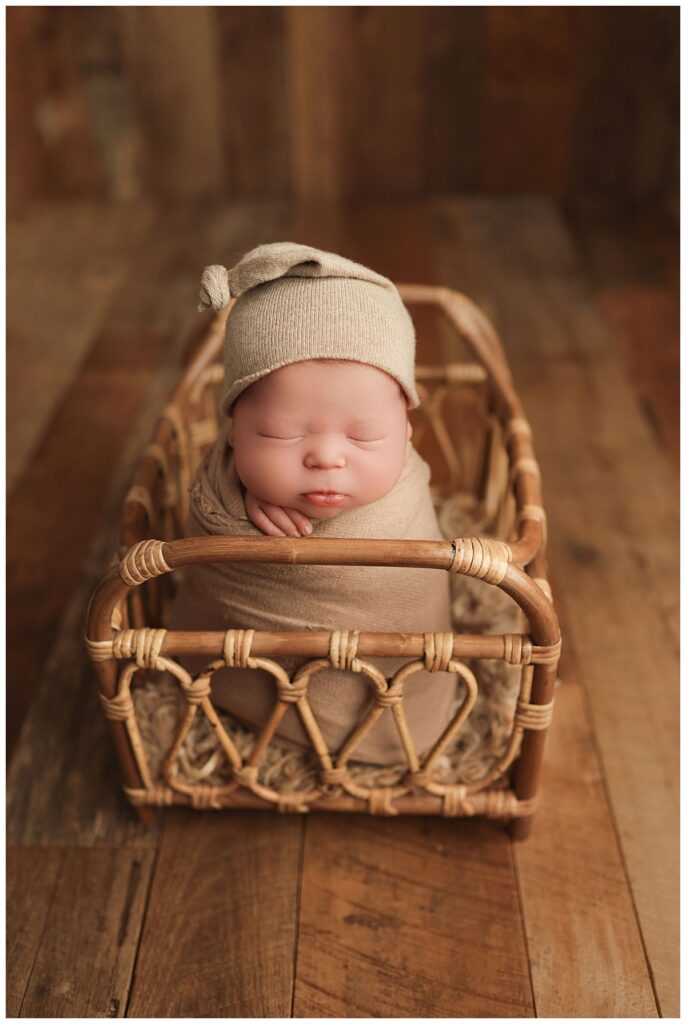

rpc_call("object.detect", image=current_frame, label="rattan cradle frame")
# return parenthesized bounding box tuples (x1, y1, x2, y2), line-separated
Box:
(86, 284, 561, 839)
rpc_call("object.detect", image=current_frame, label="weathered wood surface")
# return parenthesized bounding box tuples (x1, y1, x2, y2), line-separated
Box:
(8, 9, 678, 210)
(126, 811, 302, 1017)
(6, 197, 677, 1017)
(433, 197, 678, 1016)
(8, 846, 154, 1018)
(294, 816, 534, 1017)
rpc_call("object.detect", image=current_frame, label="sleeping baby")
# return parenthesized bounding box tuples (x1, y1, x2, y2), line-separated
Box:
(169, 242, 457, 765)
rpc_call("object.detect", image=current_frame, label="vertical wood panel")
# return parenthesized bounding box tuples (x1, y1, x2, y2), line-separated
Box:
(217, 8, 292, 197)
(571, 8, 671, 201)
(6, 8, 679, 209)
(425, 8, 486, 192)
(118, 7, 225, 198)
(482, 8, 582, 194)
(7, 8, 104, 211)
(286, 7, 356, 203)
(344, 7, 426, 198)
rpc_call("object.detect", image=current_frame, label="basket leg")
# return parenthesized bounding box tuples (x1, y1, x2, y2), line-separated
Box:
(509, 814, 534, 841)
(134, 803, 158, 827)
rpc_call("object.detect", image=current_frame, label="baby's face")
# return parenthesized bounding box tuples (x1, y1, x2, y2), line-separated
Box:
(229, 360, 412, 520)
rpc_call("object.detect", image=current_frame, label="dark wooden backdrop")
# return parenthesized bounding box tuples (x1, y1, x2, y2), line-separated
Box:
(8, 6, 679, 213)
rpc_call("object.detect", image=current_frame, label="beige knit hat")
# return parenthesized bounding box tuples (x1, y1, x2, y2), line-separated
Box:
(197, 241, 420, 415)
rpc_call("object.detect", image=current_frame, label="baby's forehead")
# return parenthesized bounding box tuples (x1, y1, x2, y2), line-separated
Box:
(250, 359, 404, 404)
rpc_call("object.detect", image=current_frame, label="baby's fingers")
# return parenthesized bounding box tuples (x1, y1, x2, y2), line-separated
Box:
(259, 503, 306, 537)
(284, 508, 313, 535)
(248, 503, 288, 537)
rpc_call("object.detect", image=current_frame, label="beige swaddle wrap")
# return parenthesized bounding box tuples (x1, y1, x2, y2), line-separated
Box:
(169, 423, 457, 765)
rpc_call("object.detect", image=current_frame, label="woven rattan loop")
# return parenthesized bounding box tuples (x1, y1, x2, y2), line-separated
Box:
(179, 676, 212, 705)
(321, 766, 348, 786)
(125, 485, 155, 525)
(445, 362, 487, 384)
(189, 419, 218, 447)
(99, 690, 134, 721)
(112, 627, 167, 668)
(119, 540, 171, 586)
(515, 699, 555, 731)
(502, 634, 533, 665)
(233, 764, 259, 787)
(442, 785, 476, 817)
(533, 637, 562, 665)
(515, 795, 539, 817)
(485, 789, 518, 819)
(509, 456, 541, 483)
(423, 631, 454, 673)
(146, 441, 169, 477)
(450, 537, 511, 584)
(375, 690, 403, 708)
(146, 442, 178, 508)
(517, 504, 548, 545)
(409, 769, 432, 789)
(86, 637, 114, 662)
(223, 628, 255, 667)
(504, 417, 533, 443)
(190, 785, 221, 809)
(533, 576, 553, 602)
(123, 784, 175, 807)
(368, 787, 398, 816)
(517, 503, 546, 526)
(277, 794, 310, 813)
(329, 629, 360, 670)
(277, 676, 309, 704)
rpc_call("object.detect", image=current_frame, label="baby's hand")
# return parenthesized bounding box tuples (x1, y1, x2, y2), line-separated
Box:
(244, 489, 313, 537)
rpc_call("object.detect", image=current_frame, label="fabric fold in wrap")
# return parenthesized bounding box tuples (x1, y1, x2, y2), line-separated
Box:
(168, 422, 458, 765)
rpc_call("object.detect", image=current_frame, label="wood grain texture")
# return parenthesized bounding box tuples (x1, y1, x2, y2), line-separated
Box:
(344, 7, 426, 198)
(126, 810, 302, 1017)
(445, 197, 678, 1016)
(563, 200, 679, 472)
(118, 7, 225, 198)
(425, 8, 485, 192)
(514, 579, 657, 1016)
(7, 846, 66, 1016)
(7, 202, 155, 493)
(6, 7, 104, 210)
(6, 209, 176, 758)
(482, 7, 582, 194)
(217, 8, 292, 197)
(7, 9, 680, 210)
(286, 7, 356, 203)
(572, 8, 678, 203)
(10, 846, 153, 1018)
(294, 815, 533, 1017)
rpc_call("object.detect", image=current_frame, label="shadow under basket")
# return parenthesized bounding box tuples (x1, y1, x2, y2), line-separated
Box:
(86, 284, 561, 839)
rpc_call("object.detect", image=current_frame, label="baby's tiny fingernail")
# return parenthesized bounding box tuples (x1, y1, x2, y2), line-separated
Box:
(303, 523, 313, 534)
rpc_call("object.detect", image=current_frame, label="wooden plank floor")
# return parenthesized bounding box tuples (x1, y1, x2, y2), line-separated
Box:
(7, 196, 678, 1018)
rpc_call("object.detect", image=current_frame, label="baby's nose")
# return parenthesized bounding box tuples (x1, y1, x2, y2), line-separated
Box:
(303, 437, 346, 469)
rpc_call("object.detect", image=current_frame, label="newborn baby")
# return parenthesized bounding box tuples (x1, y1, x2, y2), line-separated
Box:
(232, 357, 411, 538)
(169, 242, 457, 765)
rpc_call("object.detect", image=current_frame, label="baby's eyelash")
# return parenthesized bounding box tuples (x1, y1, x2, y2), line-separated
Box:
(259, 433, 304, 441)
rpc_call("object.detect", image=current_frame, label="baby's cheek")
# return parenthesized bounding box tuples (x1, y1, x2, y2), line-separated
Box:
(235, 448, 295, 503)
(351, 446, 405, 502)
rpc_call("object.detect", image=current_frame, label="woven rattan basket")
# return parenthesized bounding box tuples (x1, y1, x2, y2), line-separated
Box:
(86, 284, 561, 839)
